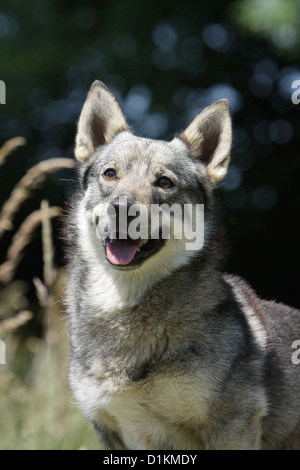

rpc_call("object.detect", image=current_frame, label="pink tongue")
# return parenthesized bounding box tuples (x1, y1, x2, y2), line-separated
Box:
(106, 238, 140, 265)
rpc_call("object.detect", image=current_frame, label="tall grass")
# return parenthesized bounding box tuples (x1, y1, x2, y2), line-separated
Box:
(0, 138, 100, 450)
(0, 311, 100, 450)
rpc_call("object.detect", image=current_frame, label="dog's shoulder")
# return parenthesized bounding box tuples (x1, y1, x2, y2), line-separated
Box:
(223, 272, 300, 348)
(223, 272, 300, 320)
(223, 273, 267, 316)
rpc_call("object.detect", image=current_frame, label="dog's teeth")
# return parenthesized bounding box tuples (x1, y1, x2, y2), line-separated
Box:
(102, 237, 110, 246)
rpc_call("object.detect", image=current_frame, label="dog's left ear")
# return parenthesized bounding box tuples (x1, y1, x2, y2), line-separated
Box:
(75, 81, 130, 163)
(179, 100, 232, 184)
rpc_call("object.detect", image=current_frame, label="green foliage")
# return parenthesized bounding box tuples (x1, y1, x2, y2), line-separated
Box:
(231, 0, 300, 57)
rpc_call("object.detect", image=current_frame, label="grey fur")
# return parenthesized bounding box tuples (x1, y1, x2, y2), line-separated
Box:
(65, 81, 300, 450)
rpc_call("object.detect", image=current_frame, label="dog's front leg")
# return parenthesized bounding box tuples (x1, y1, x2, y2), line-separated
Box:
(206, 412, 264, 450)
(93, 422, 128, 450)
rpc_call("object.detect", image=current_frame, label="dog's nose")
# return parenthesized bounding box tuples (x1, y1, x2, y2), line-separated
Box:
(107, 195, 135, 219)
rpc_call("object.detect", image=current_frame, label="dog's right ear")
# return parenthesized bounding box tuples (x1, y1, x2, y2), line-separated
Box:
(75, 81, 130, 163)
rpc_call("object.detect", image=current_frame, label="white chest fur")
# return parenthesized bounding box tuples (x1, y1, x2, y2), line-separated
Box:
(70, 366, 215, 450)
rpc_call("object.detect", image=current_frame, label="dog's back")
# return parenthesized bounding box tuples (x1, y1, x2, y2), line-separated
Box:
(225, 275, 300, 449)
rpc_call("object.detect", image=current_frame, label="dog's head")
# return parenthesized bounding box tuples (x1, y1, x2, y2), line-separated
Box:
(74, 81, 232, 272)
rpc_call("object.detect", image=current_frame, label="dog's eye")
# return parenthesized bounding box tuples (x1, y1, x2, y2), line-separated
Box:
(103, 169, 117, 180)
(156, 176, 174, 189)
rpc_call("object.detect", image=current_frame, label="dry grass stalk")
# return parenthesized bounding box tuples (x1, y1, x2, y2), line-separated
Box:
(0, 310, 33, 336)
(0, 157, 74, 237)
(39, 199, 60, 337)
(41, 200, 56, 289)
(0, 137, 26, 167)
(33, 277, 49, 308)
(0, 206, 61, 284)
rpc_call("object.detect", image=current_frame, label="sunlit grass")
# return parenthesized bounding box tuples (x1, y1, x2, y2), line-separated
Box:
(0, 138, 95, 450)
(0, 313, 101, 450)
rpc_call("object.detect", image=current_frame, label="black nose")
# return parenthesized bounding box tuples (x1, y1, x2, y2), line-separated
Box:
(107, 195, 135, 220)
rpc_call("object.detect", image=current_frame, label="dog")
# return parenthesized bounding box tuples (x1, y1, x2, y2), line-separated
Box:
(65, 80, 300, 450)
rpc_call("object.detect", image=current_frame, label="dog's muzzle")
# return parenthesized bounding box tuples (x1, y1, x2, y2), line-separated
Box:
(96, 196, 165, 269)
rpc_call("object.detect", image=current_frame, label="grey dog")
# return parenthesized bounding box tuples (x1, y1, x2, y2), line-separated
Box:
(65, 81, 300, 450)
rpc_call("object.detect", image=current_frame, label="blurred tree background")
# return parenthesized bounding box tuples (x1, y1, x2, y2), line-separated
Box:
(0, 0, 299, 449)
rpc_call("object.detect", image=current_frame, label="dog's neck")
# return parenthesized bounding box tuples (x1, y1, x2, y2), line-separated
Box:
(80, 237, 224, 316)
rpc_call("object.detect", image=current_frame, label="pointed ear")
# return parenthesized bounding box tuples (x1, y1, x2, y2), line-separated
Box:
(75, 81, 130, 163)
(179, 100, 232, 184)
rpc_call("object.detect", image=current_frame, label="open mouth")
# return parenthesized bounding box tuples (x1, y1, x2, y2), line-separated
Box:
(102, 233, 165, 269)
